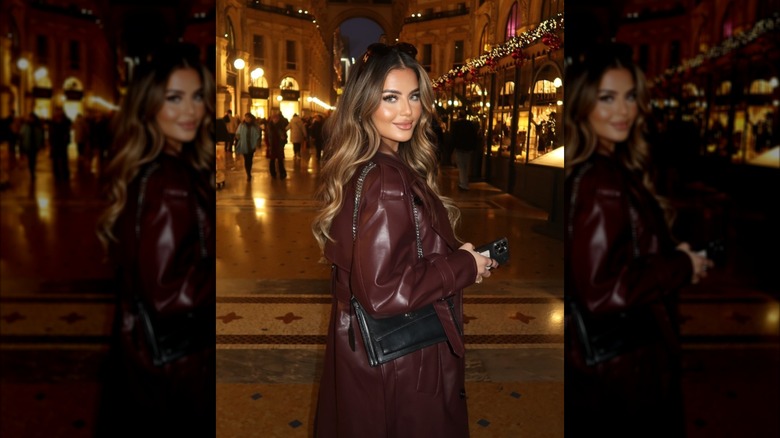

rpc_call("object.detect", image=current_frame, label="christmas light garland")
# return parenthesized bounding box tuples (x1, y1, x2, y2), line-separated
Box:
(432, 13, 564, 89)
(649, 14, 780, 87)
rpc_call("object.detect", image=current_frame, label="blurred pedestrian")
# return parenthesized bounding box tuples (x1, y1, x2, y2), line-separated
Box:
(19, 112, 44, 180)
(450, 110, 480, 191)
(265, 111, 287, 179)
(49, 106, 72, 182)
(286, 112, 307, 159)
(235, 112, 261, 180)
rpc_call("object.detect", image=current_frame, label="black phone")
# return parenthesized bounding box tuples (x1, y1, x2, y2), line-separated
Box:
(476, 237, 510, 265)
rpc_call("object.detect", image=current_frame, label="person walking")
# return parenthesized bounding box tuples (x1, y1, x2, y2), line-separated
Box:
(311, 42, 497, 438)
(94, 43, 216, 438)
(564, 43, 713, 438)
(19, 112, 45, 181)
(450, 110, 480, 191)
(265, 111, 287, 179)
(49, 107, 72, 182)
(308, 114, 325, 162)
(235, 112, 261, 180)
(225, 109, 239, 152)
(286, 113, 307, 159)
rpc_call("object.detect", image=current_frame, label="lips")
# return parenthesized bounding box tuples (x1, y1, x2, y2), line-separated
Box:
(178, 122, 198, 130)
(611, 122, 630, 131)
(394, 122, 414, 130)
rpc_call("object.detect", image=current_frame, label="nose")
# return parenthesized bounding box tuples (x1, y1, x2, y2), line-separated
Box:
(184, 97, 197, 115)
(399, 98, 412, 116)
(616, 97, 629, 115)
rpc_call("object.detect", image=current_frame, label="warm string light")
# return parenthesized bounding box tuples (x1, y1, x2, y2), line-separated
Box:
(649, 15, 780, 88)
(432, 13, 564, 89)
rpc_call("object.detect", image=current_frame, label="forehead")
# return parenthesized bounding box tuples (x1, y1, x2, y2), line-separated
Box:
(598, 68, 634, 90)
(166, 68, 202, 89)
(382, 68, 419, 89)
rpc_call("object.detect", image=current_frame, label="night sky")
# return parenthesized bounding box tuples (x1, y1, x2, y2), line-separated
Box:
(340, 17, 384, 61)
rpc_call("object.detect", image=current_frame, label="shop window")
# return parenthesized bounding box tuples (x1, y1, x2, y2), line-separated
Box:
(453, 40, 464, 69)
(36, 35, 48, 64)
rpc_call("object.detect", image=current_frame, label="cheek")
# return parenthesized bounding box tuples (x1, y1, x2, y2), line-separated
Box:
(372, 105, 394, 124)
(156, 104, 177, 124)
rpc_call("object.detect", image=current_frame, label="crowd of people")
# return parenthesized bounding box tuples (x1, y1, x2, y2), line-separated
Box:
(0, 108, 114, 185)
(216, 108, 327, 179)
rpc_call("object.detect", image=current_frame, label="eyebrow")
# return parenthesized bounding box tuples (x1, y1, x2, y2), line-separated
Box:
(382, 88, 420, 94)
(165, 87, 203, 94)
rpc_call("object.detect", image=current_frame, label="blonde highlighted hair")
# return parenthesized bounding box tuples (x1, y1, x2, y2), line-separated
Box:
(311, 43, 460, 250)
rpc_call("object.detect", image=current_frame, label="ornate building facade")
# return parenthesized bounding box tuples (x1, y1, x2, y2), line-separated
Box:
(0, 0, 215, 122)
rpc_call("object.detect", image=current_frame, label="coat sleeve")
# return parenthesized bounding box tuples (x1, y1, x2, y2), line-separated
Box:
(351, 166, 476, 317)
(569, 173, 692, 316)
(136, 170, 214, 319)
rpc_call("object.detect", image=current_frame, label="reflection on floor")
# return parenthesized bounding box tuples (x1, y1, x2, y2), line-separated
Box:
(0, 142, 777, 437)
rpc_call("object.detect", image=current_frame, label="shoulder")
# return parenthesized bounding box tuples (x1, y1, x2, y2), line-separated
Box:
(359, 154, 410, 201)
(571, 155, 624, 196)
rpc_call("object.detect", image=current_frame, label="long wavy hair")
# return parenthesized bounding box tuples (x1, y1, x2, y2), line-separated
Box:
(564, 44, 674, 225)
(311, 43, 460, 250)
(97, 44, 215, 250)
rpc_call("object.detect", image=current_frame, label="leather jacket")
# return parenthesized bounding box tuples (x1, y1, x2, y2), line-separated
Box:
(112, 152, 215, 372)
(315, 150, 476, 438)
(564, 153, 691, 434)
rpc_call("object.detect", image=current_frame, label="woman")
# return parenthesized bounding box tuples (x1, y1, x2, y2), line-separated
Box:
(564, 44, 712, 437)
(95, 43, 215, 437)
(235, 112, 260, 180)
(311, 42, 497, 438)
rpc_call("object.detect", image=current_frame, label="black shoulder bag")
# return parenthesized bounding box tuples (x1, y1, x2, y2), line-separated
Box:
(349, 162, 461, 367)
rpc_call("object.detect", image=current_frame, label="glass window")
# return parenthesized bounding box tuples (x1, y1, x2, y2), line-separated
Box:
(253, 35, 264, 66)
(69, 40, 80, 70)
(422, 44, 432, 72)
(286, 40, 297, 70)
(505, 2, 518, 41)
(453, 40, 464, 68)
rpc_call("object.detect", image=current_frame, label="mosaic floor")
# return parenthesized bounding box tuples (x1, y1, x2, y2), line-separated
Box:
(0, 142, 777, 437)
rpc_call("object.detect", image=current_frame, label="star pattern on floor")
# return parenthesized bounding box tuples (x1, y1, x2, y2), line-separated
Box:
(218, 311, 243, 323)
(1, 311, 26, 323)
(59, 312, 86, 324)
(276, 312, 303, 324)
(509, 311, 535, 324)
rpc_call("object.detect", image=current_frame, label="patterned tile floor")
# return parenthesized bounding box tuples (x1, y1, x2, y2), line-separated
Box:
(1, 142, 778, 437)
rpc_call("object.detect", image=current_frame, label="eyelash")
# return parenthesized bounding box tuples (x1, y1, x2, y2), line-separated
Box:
(166, 94, 204, 102)
(382, 94, 421, 102)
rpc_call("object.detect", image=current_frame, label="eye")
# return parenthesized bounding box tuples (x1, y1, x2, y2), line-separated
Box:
(166, 94, 182, 103)
(410, 92, 421, 101)
(626, 91, 637, 102)
(382, 94, 398, 103)
(193, 92, 204, 102)
(598, 94, 614, 103)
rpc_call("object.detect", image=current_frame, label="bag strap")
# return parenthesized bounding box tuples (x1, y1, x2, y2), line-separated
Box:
(352, 161, 422, 257)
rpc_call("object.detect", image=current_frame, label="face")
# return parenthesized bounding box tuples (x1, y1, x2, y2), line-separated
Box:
(587, 68, 637, 152)
(371, 68, 422, 152)
(155, 68, 205, 152)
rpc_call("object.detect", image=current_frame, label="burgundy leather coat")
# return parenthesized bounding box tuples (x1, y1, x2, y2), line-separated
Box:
(315, 151, 477, 438)
(564, 153, 691, 434)
(103, 152, 215, 434)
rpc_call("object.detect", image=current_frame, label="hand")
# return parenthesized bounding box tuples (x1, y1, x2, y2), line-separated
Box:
(677, 242, 714, 284)
(460, 242, 497, 284)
